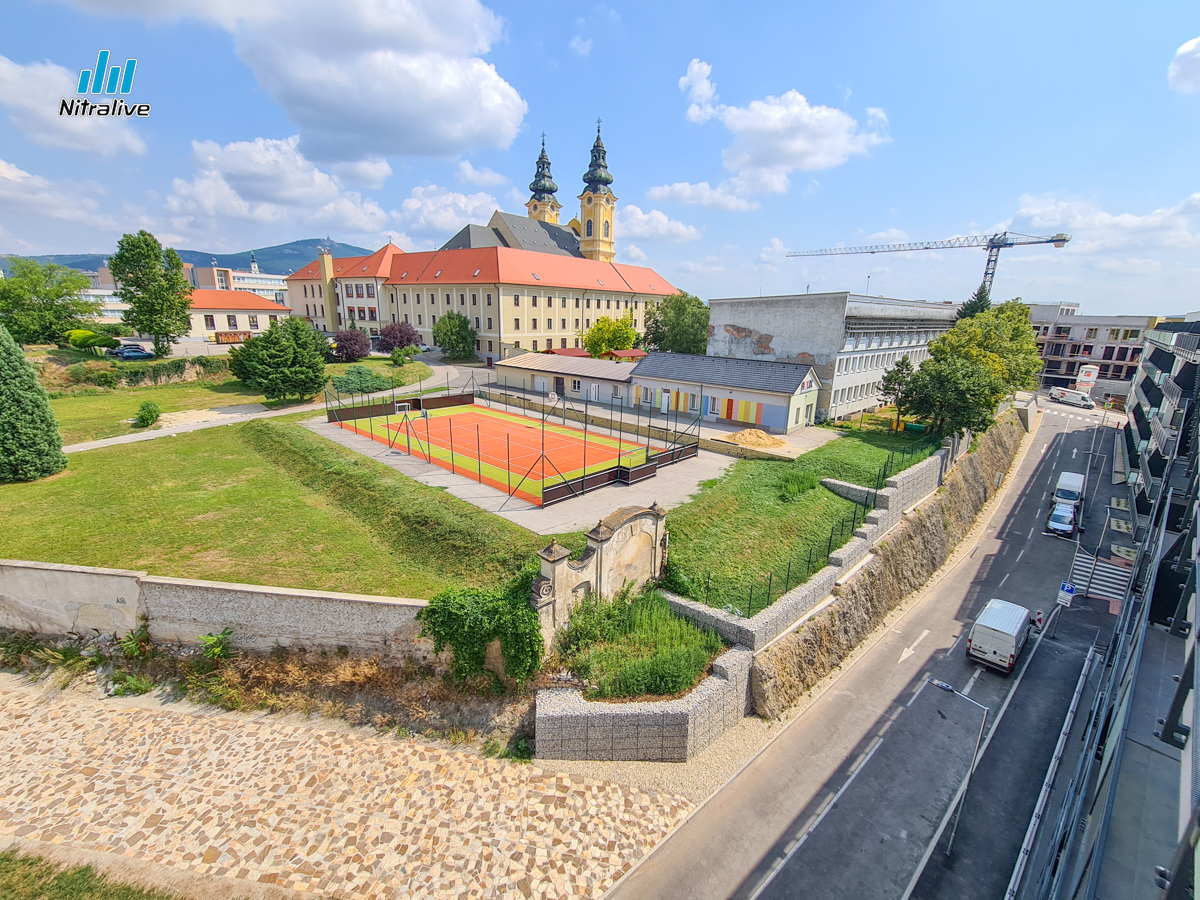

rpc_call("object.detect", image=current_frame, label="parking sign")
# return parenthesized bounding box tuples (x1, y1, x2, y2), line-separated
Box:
(1057, 581, 1076, 607)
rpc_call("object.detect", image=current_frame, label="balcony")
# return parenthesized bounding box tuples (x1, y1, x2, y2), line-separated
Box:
(1146, 329, 1177, 351)
(1151, 413, 1179, 460)
(1162, 375, 1183, 408)
(1176, 332, 1200, 362)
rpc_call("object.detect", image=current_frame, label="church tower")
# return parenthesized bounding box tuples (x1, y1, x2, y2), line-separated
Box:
(578, 121, 616, 262)
(525, 135, 561, 225)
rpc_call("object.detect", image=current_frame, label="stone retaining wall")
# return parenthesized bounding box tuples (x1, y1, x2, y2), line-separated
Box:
(535, 647, 753, 761)
(0, 561, 430, 659)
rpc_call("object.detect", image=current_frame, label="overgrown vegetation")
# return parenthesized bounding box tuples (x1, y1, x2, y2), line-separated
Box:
(0, 847, 183, 900)
(554, 588, 724, 699)
(134, 400, 160, 428)
(0, 324, 67, 483)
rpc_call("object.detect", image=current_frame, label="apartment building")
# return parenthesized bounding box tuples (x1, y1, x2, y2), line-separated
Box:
(1026, 302, 1153, 404)
(187, 253, 289, 304)
(706, 291, 958, 421)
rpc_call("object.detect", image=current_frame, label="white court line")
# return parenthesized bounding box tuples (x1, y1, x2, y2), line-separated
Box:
(747, 737, 886, 900)
(962, 666, 984, 697)
(999, 573, 1010, 587)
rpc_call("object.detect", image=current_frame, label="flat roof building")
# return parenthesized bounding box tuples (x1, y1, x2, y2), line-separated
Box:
(707, 291, 958, 421)
(495, 350, 636, 406)
(1025, 302, 1155, 403)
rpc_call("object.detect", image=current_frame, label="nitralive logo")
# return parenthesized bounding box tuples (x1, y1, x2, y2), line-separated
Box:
(59, 49, 149, 118)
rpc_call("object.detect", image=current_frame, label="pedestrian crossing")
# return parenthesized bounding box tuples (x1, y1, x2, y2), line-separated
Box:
(1069, 550, 1133, 603)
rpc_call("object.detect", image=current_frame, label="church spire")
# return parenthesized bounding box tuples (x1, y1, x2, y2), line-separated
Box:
(577, 118, 617, 262)
(525, 133, 562, 225)
(581, 119, 614, 196)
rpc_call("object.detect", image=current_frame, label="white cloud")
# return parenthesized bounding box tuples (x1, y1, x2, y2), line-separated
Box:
(332, 158, 392, 188)
(1096, 258, 1162, 274)
(569, 36, 592, 56)
(1011, 191, 1200, 253)
(757, 236, 789, 268)
(863, 228, 909, 242)
(65, 0, 527, 162)
(0, 158, 117, 228)
(616, 205, 701, 241)
(654, 60, 888, 209)
(646, 181, 757, 211)
(456, 160, 508, 187)
(0, 55, 145, 156)
(397, 184, 498, 233)
(804, 179, 820, 195)
(621, 244, 647, 262)
(677, 259, 725, 276)
(1169, 37, 1200, 93)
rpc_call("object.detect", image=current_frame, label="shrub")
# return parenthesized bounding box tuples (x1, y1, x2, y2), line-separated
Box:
(199, 626, 234, 661)
(431, 311, 476, 359)
(333, 329, 370, 362)
(192, 355, 228, 375)
(779, 470, 820, 502)
(75, 333, 119, 351)
(0, 324, 67, 482)
(379, 321, 420, 353)
(331, 364, 390, 395)
(87, 370, 117, 388)
(112, 671, 154, 696)
(390, 345, 419, 367)
(134, 400, 160, 428)
(120, 618, 152, 659)
(64, 329, 96, 348)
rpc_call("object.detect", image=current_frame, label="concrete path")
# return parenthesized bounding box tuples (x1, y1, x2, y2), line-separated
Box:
(307, 417, 736, 535)
(62, 359, 463, 454)
(0, 675, 691, 900)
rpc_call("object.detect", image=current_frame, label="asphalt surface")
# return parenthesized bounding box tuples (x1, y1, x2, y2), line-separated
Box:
(607, 400, 1125, 900)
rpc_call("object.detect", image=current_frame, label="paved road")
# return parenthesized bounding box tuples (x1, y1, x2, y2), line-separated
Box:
(608, 401, 1126, 900)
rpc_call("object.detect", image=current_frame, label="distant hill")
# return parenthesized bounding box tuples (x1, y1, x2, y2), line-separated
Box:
(0, 238, 374, 277)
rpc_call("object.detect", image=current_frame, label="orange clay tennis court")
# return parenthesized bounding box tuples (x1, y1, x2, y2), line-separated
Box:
(334, 402, 685, 506)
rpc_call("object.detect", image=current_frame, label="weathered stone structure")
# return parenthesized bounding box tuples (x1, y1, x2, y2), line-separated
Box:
(530, 504, 667, 650)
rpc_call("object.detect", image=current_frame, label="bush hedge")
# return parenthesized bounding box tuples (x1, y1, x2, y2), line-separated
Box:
(135, 400, 160, 427)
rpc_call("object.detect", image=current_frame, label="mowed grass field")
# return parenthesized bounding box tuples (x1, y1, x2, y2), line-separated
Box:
(0, 413, 574, 598)
(666, 429, 937, 613)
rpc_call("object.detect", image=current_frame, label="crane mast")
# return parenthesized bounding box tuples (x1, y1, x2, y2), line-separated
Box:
(787, 231, 1070, 293)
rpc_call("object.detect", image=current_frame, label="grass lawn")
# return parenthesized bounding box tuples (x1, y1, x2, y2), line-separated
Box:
(0, 848, 181, 900)
(555, 589, 725, 699)
(0, 413, 577, 598)
(665, 429, 939, 614)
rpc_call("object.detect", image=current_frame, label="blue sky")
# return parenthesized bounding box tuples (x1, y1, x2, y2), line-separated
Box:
(1, 1, 1198, 314)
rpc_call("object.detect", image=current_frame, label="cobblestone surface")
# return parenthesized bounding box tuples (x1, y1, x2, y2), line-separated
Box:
(0, 686, 692, 899)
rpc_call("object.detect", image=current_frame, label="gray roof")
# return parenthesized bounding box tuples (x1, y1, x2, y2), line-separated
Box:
(439, 211, 584, 258)
(630, 352, 817, 395)
(496, 351, 633, 382)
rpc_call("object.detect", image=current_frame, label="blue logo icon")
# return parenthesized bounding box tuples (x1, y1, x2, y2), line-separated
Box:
(77, 50, 136, 95)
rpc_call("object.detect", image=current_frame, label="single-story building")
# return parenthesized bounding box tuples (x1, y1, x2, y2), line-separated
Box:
(600, 348, 647, 362)
(542, 347, 591, 358)
(494, 352, 636, 407)
(184, 289, 292, 347)
(630, 352, 821, 433)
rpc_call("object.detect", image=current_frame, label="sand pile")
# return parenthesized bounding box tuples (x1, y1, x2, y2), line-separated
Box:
(728, 428, 787, 449)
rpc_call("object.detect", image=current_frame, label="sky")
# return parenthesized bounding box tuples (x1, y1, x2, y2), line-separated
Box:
(1, 1, 1198, 315)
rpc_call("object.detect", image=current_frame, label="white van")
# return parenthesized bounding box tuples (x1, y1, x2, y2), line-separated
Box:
(967, 599, 1033, 674)
(1054, 471, 1086, 520)
(1049, 387, 1095, 409)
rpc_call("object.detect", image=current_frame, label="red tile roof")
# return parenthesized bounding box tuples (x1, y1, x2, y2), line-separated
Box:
(285, 243, 404, 281)
(189, 289, 291, 312)
(544, 347, 591, 357)
(601, 348, 648, 359)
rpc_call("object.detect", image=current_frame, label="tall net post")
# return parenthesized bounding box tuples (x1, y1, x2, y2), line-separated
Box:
(476, 424, 482, 484)
(449, 417, 456, 474)
(507, 434, 512, 496)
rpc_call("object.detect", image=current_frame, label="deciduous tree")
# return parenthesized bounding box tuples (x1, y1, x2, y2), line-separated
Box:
(931, 299, 1042, 396)
(581, 312, 637, 357)
(332, 328, 370, 362)
(432, 311, 477, 359)
(879, 354, 914, 429)
(643, 292, 709, 354)
(108, 231, 193, 357)
(901, 356, 1005, 435)
(0, 258, 97, 345)
(0, 324, 67, 482)
(379, 321, 420, 352)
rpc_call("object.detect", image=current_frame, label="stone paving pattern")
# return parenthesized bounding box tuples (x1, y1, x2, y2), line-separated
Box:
(0, 687, 693, 898)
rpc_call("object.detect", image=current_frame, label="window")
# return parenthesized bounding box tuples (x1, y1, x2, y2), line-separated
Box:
(474, 317, 480, 328)
(204, 315, 215, 330)
(404, 314, 409, 323)
(530, 318, 537, 331)
(1102, 345, 1115, 359)
(1086, 327, 1097, 339)
(560, 338, 567, 348)
(1123, 329, 1140, 341)
(472, 293, 477, 305)
(366, 284, 375, 298)
(403, 293, 408, 304)
(532, 296, 538, 308)
(574, 338, 580, 348)
(487, 317, 493, 329)
(249, 315, 259, 329)
(575, 318, 580, 329)
(604, 220, 610, 238)
(642, 387, 653, 403)
(305, 304, 310, 316)
(561, 297, 567, 308)
(514, 294, 520, 306)
(533, 340, 539, 351)
(368, 308, 377, 321)
(417, 315, 422, 325)
(227, 314, 237, 329)
(1082, 345, 1094, 356)
(303, 285, 308, 298)
(633, 319, 638, 329)
(320, 304, 324, 316)
(1054, 326, 1070, 336)
(612, 385, 621, 399)
(1098, 364, 1111, 377)
(358, 307, 366, 320)
(561, 318, 567, 330)
(269, 315, 278, 323)
(1130, 347, 1142, 361)
(513, 341, 520, 349)
(432, 315, 437, 326)
(514, 318, 521, 330)
(586, 219, 593, 236)
(1108, 328, 1120, 340)
(318, 285, 322, 298)
(488, 341, 493, 351)
(355, 284, 364, 298)
(445, 294, 450, 305)
(572, 379, 581, 392)
(586, 298, 591, 308)
(487, 293, 493, 306)
(476, 340, 481, 351)
(416, 293, 422, 305)
(460, 293, 466, 306)
(575, 297, 581, 308)
(1116, 346, 1129, 361)
(689, 394, 699, 411)
(606, 299, 611, 309)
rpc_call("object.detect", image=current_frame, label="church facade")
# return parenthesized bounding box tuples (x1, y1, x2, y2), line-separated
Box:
(286, 127, 677, 365)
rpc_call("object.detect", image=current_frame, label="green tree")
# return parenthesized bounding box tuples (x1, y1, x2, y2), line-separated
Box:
(0, 258, 97, 345)
(582, 312, 637, 357)
(230, 319, 327, 402)
(0, 324, 67, 482)
(432, 311, 477, 359)
(107, 230, 193, 357)
(956, 284, 991, 320)
(931, 299, 1042, 396)
(283, 317, 328, 399)
(901, 356, 1005, 434)
(879, 354, 914, 429)
(643, 292, 709, 354)
(331, 364, 391, 394)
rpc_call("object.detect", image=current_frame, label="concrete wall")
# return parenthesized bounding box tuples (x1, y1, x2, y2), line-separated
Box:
(535, 647, 752, 761)
(0, 561, 430, 659)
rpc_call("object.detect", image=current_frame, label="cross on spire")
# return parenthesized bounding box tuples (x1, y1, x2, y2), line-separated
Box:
(540, 131, 546, 148)
(596, 117, 602, 133)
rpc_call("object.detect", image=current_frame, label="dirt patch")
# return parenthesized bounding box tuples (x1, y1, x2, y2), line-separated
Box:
(727, 428, 787, 449)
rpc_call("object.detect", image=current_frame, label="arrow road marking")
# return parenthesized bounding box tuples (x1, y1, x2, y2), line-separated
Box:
(1072, 448, 1077, 459)
(899, 629, 930, 663)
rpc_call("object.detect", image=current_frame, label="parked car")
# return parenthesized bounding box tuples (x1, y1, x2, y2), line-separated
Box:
(417, 343, 433, 352)
(116, 346, 155, 360)
(1053, 471, 1086, 522)
(1049, 387, 1095, 409)
(1046, 502, 1078, 537)
(967, 599, 1033, 674)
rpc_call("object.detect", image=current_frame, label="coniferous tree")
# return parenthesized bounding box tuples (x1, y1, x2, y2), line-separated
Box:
(880, 354, 915, 429)
(0, 324, 67, 482)
(956, 284, 992, 320)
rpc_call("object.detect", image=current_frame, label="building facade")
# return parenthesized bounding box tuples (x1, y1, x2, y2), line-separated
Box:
(495, 352, 636, 407)
(285, 129, 677, 363)
(183, 289, 291, 348)
(1027, 302, 1153, 404)
(706, 292, 958, 422)
(186, 253, 289, 304)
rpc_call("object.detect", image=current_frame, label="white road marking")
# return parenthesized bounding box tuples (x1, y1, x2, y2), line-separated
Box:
(1027, 526, 1034, 539)
(898, 629, 930, 663)
(1072, 448, 1077, 459)
(1041, 491, 1046, 501)
(1016, 548, 1025, 562)
(999, 573, 1010, 587)
(1041, 443, 1048, 453)
(962, 666, 984, 697)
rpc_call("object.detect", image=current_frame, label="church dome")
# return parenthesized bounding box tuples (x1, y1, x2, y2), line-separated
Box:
(528, 137, 559, 202)
(582, 124, 614, 196)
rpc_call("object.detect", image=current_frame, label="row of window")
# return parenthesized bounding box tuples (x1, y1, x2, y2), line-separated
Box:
(1043, 360, 1137, 380)
(301, 283, 323, 298)
(508, 339, 582, 352)
(202, 313, 280, 331)
(836, 349, 925, 376)
(303, 304, 326, 318)
(833, 382, 880, 406)
(346, 307, 378, 322)
(1040, 343, 1143, 362)
(1037, 325, 1141, 342)
(843, 330, 938, 352)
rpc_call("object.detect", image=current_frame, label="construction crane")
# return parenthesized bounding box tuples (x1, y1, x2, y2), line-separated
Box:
(787, 231, 1071, 293)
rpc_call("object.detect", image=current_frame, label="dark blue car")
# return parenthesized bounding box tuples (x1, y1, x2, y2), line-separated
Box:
(109, 345, 155, 360)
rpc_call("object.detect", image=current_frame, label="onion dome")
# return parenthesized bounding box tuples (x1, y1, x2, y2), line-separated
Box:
(582, 121, 614, 195)
(528, 135, 559, 202)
